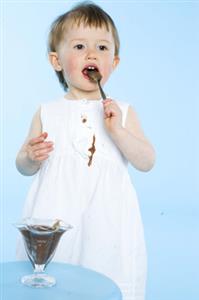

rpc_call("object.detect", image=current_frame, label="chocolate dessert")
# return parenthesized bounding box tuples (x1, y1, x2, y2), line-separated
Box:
(19, 225, 65, 267)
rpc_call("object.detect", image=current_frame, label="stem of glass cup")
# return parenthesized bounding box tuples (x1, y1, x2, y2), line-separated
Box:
(34, 264, 45, 273)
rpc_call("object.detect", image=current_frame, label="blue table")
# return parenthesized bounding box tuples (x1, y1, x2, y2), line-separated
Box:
(0, 261, 122, 300)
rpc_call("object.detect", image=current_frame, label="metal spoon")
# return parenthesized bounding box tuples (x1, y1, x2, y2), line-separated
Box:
(87, 70, 106, 100)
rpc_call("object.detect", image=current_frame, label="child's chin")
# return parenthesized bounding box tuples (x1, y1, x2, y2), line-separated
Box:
(81, 82, 97, 90)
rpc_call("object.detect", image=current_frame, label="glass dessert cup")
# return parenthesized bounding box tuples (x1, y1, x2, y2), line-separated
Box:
(15, 218, 72, 288)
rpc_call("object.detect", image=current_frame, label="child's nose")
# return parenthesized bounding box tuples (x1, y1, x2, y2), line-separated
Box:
(86, 48, 97, 60)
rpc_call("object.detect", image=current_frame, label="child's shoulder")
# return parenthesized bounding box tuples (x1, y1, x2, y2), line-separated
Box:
(113, 98, 132, 126)
(112, 98, 131, 114)
(114, 98, 130, 108)
(40, 96, 65, 112)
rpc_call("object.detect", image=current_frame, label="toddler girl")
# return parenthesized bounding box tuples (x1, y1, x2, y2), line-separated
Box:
(16, 2, 155, 300)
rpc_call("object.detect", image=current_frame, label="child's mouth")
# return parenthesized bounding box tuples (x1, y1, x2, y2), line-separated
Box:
(82, 65, 99, 81)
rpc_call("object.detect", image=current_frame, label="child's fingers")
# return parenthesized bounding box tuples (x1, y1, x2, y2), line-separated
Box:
(35, 154, 50, 162)
(34, 147, 53, 158)
(102, 99, 113, 106)
(103, 100, 118, 114)
(41, 132, 48, 139)
(29, 132, 48, 146)
(32, 146, 54, 161)
(34, 143, 54, 155)
(104, 106, 117, 119)
(103, 100, 122, 120)
(27, 138, 54, 161)
(31, 141, 53, 152)
(104, 110, 113, 119)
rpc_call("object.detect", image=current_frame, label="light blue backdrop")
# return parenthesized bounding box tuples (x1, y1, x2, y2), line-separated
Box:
(1, 1, 198, 300)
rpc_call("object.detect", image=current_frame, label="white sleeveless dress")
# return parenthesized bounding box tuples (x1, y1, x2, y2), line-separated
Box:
(17, 97, 147, 300)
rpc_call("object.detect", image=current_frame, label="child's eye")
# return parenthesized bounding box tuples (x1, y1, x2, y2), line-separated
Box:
(98, 45, 108, 51)
(74, 44, 85, 50)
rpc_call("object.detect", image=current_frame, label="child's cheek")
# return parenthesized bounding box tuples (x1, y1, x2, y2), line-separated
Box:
(101, 65, 113, 84)
(65, 56, 77, 75)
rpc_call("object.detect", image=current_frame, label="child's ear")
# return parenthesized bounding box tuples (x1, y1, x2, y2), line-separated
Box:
(112, 56, 120, 70)
(49, 52, 62, 71)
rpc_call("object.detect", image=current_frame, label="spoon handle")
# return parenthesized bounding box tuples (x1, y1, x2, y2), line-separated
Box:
(97, 80, 106, 100)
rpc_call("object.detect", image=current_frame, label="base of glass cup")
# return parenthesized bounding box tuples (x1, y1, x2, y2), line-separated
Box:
(21, 273, 56, 288)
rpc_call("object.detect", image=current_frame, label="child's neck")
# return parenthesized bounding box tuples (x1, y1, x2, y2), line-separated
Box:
(65, 89, 101, 101)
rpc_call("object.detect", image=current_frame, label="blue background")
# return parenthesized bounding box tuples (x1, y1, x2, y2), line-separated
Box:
(1, 1, 199, 300)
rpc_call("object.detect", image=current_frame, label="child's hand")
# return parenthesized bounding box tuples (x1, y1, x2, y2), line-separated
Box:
(102, 99, 123, 135)
(26, 132, 54, 163)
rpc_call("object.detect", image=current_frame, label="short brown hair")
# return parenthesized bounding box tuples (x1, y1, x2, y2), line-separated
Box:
(48, 1, 120, 91)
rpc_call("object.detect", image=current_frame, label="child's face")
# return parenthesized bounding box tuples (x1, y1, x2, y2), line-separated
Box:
(50, 23, 119, 95)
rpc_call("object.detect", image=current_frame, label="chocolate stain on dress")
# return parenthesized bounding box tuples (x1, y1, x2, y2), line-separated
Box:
(88, 135, 96, 166)
(81, 114, 87, 123)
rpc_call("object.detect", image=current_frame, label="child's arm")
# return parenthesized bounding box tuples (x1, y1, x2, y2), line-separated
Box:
(16, 108, 54, 176)
(103, 99, 155, 172)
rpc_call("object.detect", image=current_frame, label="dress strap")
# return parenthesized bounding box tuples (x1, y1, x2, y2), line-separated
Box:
(116, 101, 129, 128)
